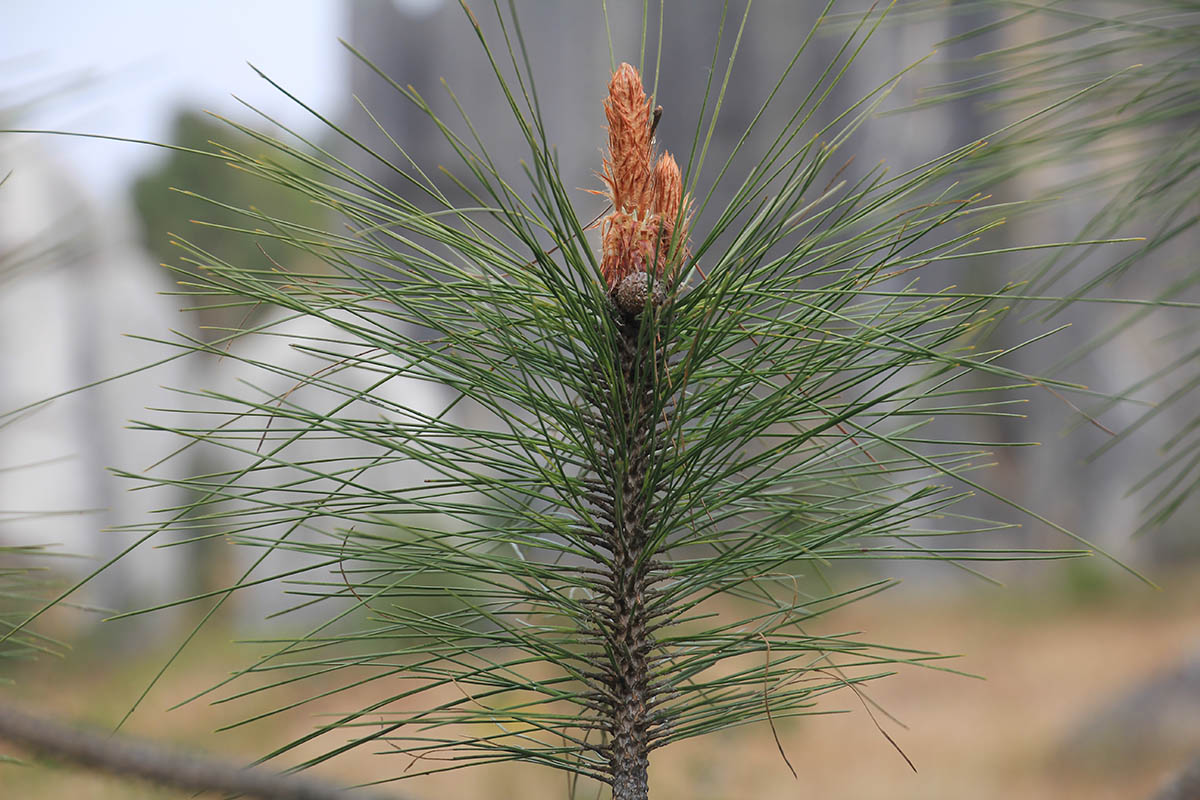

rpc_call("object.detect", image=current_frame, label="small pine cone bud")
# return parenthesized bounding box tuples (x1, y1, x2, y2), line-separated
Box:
(614, 271, 666, 315)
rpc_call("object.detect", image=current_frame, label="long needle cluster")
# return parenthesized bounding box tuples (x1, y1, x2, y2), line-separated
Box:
(43, 7, 1139, 800)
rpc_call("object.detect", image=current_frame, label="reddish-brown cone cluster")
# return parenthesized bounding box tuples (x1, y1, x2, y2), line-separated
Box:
(599, 63, 690, 298)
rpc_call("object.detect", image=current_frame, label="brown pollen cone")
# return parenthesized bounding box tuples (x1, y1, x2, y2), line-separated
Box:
(599, 63, 690, 293)
(602, 63, 653, 214)
(648, 152, 686, 277)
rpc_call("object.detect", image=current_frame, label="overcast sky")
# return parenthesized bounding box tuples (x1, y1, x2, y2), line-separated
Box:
(2, 0, 444, 202)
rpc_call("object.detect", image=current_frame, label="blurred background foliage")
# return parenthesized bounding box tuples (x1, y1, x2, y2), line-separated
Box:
(131, 110, 331, 337)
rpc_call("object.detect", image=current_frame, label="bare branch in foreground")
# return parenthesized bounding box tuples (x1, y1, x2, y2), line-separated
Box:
(0, 700, 408, 800)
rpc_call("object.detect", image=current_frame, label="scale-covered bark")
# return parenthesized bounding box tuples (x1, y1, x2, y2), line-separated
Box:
(581, 310, 673, 800)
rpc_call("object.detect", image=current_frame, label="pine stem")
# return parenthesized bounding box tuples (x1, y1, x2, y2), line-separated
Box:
(587, 311, 666, 800)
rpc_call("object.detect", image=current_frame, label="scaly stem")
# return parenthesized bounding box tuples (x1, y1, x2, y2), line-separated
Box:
(585, 311, 668, 800)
